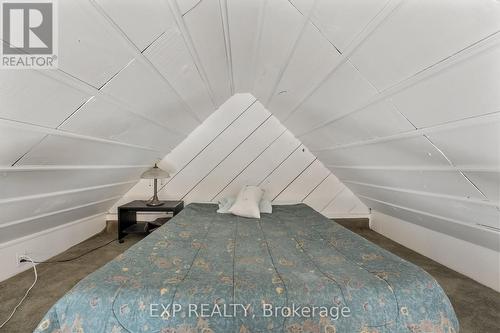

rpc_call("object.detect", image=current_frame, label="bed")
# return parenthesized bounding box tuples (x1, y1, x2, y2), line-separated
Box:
(34, 203, 458, 333)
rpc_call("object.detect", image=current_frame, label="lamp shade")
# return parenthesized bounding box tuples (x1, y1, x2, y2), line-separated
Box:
(140, 164, 170, 180)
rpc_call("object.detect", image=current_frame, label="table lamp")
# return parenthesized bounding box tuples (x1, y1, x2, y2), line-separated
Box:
(141, 163, 170, 206)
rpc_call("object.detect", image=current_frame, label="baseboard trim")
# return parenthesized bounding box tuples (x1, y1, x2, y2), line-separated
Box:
(0, 213, 106, 282)
(371, 210, 500, 292)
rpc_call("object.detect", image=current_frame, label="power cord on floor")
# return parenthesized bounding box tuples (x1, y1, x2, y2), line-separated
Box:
(0, 239, 118, 328)
(0, 256, 37, 329)
(21, 238, 117, 264)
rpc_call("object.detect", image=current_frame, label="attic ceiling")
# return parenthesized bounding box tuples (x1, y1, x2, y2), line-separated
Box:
(113, 93, 370, 219)
(0, 0, 499, 251)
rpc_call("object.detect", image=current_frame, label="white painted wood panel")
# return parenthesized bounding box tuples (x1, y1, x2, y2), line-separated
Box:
(17, 135, 161, 166)
(260, 146, 316, 200)
(123, 94, 256, 198)
(371, 211, 500, 291)
(184, 117, 284, 202)
(322, 187, 369, 216)
(310, 0, 389, 52)
(426, 117, 500, 168)
(347, 195, 371, 215)
(315, 136, 450, 167)
(350, 0, 500, 90)
(213, 130, 300, 201)
(463, 171, 500, 204)
(182, 0, 231, 105)
(364, 197, 500, 252)
(0, 70, 90, 128)
(60, 97, 180, 152)
(0, 182, 134, 225)
(101, 59, 199, 134)
(227, 0, 265, 92)
(158, 95, 258, 184)
(348, 182, 500, 230)
(1, 0, 497, 289)
(269, 22, 341, 120)
(59, 0, 135, 88)
(95, 0, 173, 51)
(286, 61, 377, 135)
(144, 29, 214, 120)
(274, 160, 330, 203)
(288, 0, 315, 14)
(0, 199, 117, 243)
(0, 167, 146, 200)
(303, 174, 344, 212)
(116, 95, 366, 218)
(253, 0, 305, 103)
(164, 94, 256, 174)
(300, 99, 415, 150)
(108, 192, 154, 216)
(176, 0, 201, 15)
(390, 43, 500, 128)
(331, 167, 485, 200)
(0, 125, 46, 166)
(158, 102, 270, 199)
(0, 214, 105, 282)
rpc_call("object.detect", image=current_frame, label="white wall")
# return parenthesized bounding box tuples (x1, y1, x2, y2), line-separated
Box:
(371, 211, 500, 292)
(110, 94, 368, 219)
(1, 0, 498, 290)
(0, 0, 218, 281)
(255, 0, 500, 252)
(0, 214, 106, 282)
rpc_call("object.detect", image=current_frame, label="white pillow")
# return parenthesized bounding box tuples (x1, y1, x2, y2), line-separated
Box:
(259, 198, 273, 214)
(218, 196, 272, 215)
(217, 197, 235, 214)
(229, 186, 263, 219)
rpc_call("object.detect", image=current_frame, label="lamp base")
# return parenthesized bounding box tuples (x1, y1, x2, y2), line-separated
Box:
(146, 178, 164, 206)
(146, 198, 164, 206)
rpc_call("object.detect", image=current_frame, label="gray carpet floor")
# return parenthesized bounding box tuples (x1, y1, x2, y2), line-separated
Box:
(0, 221, 498, 332)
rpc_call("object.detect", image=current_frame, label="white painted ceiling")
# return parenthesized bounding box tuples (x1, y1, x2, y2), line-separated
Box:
(0, 0, 499, 251)
(113, 94, 369, 219)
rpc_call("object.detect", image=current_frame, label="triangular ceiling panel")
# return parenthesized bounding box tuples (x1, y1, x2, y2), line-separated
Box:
(1, 0, 499, 271)
(114, 94, 368, 218)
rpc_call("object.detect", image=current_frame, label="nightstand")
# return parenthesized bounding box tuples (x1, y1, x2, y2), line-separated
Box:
(117, 200, 184, 242)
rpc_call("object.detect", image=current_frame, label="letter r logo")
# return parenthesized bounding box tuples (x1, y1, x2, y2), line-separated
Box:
(2, 2, 53, 54)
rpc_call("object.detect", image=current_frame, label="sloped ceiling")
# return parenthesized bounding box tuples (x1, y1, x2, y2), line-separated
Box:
(0, 0, 499, 251)
(112, 94, 368, 218)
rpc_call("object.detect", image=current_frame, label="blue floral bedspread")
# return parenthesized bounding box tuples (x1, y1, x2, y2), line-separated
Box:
(34, 203, 458, 333)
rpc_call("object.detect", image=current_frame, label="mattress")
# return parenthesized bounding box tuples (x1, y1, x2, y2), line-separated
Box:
(34, 203, 458, 332)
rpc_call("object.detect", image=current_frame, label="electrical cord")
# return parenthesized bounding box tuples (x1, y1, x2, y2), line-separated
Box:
(1, 239, 117, 328)
(1, 238, 117, 328)
(0, 256, 37, 329)
(20, 238, 117, 264)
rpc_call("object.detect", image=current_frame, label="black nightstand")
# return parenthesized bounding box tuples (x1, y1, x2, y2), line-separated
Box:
(117, 200, 183, 242)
